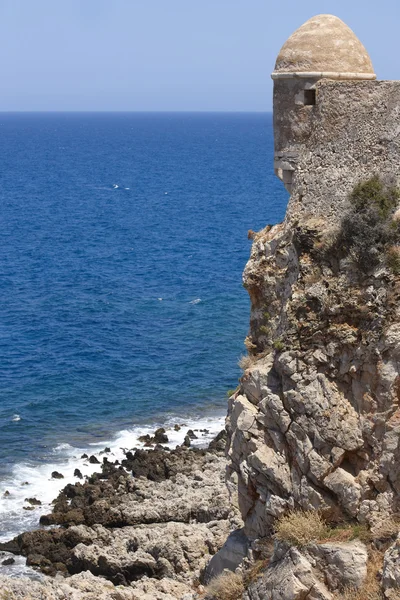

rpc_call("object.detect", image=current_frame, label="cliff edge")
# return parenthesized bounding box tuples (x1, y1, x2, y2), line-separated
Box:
(225, 78, 400, 599)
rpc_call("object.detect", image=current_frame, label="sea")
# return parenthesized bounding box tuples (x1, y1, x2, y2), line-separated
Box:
(0, 112, 287, 566)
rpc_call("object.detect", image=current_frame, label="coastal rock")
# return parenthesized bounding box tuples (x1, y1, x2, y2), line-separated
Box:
(243, 540, 367, 600)
(0, 571, 140, 599)
(71, 521, 230, 585)
(0, 434, 240, 591)
(154, 428, 169, 444)
(243, 544, 332, 600)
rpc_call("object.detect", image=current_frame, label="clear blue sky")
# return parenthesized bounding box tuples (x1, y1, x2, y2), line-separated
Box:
(0, 0, 398, 111)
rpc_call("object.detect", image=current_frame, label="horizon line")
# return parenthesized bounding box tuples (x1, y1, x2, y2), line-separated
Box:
(0, 109, 272, 114)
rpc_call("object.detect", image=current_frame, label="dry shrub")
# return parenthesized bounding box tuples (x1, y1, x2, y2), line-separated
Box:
(243, 559, 269, 587)
(238, 354, 256, 371)
(387, 246, 400, 275)
(244, 336, 257, 353)
(205, 571, 244, 600)
(274, 510, 328, 547)
(336, 549, 384, 600)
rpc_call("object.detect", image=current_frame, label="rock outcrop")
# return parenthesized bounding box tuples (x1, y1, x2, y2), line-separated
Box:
(227, 78, 400, 543)
(243, 540, 368, 600)
(0, 438, 240, 599)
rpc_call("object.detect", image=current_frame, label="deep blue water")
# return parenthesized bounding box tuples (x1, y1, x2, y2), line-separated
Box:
(0, 112, 287, 471)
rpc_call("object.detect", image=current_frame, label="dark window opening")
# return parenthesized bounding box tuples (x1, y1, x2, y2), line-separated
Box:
(304, 89, 316, 106)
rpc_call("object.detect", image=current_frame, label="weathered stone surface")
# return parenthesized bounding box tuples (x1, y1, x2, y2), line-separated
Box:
(243, 540, 367, 600)
(227, 78, 400, 539)
(382, 534, 400, 596)
(273, 15, 375, 76)
(244, 544, 333, 600)
(306, 541, 368, 590)
(203, 528, 250, 584)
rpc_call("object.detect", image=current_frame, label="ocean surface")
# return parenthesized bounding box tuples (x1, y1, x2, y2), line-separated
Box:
(0, 112, 287, 552)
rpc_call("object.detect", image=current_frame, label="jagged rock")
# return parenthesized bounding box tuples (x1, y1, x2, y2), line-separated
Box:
(382, 534, 400, 596)
(0, 436, 240, 587)
(154, 428, 169, 444)
(208, 430, 227, 452)
(51, 472, 64, 479)
(25, 497, 41, 506)
(203, 528, 250, 583)
(243, 540, 367, 600)
(306, 541, 368, 591)
(71, 521, 229, 585)
(244, 544, 333, 600)
(0, 570, 139, 599)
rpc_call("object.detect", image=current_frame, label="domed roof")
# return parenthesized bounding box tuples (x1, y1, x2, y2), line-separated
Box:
(272, 14, 375, 80)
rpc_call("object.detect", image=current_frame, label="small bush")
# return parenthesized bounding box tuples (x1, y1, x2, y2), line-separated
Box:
(387, 246, 400, 275)
(324, 177, 400, 273)
(205, 571, 244, 600)
(274, 510, 328, 547)
(351, 175, 399, 218)
(259, 325, 270, 335)
(273, 339, 284, 352)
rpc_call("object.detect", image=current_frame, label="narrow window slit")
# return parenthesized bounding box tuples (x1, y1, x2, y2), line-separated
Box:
(304, 89, 316, 106)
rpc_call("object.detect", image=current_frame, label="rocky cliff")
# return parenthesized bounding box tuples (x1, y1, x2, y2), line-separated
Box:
(224, 79, 400, 599)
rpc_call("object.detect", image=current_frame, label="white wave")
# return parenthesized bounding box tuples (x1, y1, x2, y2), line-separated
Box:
(189, 298, 201, 304)
(158, 298, 163, 301)
(112, 184, 119, 189)
(11, 415, 20, 422)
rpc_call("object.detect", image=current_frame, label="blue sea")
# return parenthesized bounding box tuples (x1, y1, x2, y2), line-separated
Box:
(0, 112, 287, 549)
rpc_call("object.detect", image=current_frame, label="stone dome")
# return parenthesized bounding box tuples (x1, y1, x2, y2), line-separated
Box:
(272, 14, 375, 80)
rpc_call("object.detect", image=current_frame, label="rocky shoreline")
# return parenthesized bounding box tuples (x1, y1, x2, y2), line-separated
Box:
(0, 428, 241, 599)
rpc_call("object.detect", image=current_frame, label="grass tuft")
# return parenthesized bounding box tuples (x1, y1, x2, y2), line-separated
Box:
(274, 510, 328, 547)
(205, 571, 244, 600)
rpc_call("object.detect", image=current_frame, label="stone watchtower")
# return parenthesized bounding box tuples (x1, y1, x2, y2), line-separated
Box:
(272, 14, 376, 194)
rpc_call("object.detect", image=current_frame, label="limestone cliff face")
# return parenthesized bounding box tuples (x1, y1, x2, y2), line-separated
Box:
(227, 79, 400, 540)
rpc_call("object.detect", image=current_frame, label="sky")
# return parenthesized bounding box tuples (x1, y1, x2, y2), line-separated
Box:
(0, 0, 399, 112)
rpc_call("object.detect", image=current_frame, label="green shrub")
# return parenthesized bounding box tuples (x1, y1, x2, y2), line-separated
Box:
(350, 175, 399, 218)
(327, 177, 400, 273)
(273, 339, 284, 351)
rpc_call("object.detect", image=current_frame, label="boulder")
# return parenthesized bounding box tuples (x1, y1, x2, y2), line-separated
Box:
(203, 528, 250, 583)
